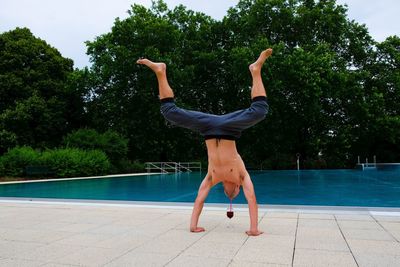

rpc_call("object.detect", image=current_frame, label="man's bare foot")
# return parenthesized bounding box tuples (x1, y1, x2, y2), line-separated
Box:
(136, 58, 166, 75)
(249, 48, 273, 74)
(190, 227, 205, 233)
(246, 230, 264, 236)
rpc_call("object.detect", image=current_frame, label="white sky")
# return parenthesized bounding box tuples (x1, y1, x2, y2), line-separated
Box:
(1, 0, 399, 68)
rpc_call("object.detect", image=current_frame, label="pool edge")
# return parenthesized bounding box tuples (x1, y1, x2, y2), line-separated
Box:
(1, 197, 400, 216)
(0, 172, 162, 185)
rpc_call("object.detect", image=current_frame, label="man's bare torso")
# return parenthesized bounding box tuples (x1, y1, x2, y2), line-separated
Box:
(205, 139, 247, 186)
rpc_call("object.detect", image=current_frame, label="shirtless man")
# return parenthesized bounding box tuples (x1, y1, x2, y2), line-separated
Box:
(137, 48, 272, 236)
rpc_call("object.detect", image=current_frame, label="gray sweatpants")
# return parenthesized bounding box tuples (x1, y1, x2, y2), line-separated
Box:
(160, 97, 268, 140)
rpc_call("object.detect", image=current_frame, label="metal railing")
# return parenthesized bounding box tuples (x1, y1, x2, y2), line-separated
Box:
(145, 162, 202, 173)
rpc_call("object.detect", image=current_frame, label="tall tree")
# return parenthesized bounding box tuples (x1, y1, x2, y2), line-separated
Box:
(0, 28, 84, 152)
(84, 0, 398, 167)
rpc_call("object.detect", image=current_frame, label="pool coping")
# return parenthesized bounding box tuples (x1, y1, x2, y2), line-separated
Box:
(1, 197, 400, 216)
(0, 172, 160, 185)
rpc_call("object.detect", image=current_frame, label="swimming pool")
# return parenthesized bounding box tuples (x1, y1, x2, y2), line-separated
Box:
(1, 169, 400, 207)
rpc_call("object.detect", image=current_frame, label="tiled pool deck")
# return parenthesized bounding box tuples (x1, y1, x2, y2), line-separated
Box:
(0, 200, 400, 267)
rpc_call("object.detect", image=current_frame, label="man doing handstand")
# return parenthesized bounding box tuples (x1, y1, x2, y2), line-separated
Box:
(137, 48, 272, 236)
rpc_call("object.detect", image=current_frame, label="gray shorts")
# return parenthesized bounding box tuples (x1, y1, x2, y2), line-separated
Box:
(160, 96, 269, 140)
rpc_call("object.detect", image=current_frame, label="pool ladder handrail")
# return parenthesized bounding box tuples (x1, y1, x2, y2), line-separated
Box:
(145, 162, 201, 173)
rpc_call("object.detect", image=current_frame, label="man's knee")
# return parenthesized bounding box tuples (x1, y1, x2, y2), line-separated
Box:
(251, 101, 269, 120)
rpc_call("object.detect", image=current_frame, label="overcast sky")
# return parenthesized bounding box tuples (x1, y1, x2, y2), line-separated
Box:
(1, 0, 399, 68)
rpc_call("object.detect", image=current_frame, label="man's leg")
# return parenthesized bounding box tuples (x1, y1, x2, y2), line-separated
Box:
(249, 48, 272, 99)
(137, 58, 215, 133)
(136, 59, 174, 99)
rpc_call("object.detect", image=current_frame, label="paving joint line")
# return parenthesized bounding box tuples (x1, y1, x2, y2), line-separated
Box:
(161, 219, 223, 266)
(226, 210, 268, 266)
(371, 215, 400, 243)
(290, 213, 299, 267)
(99, 212, 177, 266)
(334, 214, 360, 267)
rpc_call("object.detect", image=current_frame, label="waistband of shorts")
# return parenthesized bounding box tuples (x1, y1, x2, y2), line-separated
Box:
(160, 97, 175, 103)
(252, 96, 267, 103)
(162, 97, 266, 103)
(204, 135, 237, 141)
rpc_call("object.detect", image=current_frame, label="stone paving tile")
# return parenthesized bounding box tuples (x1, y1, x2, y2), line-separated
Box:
(234, 245, 293, 265)
(232, 235, 294, 265)
(374, 216, 400, 222)
(380, 221, 400, 232)
(41, 263, 81, 267)
(244, 234, 295, 249)
(212, 223, 249, 234)
(2, 202, 400, 267)
(85, 223, 135, 235)
(166, 255, 231, 267)
(1, 228, 58, 243)
(0, 217, 43, 229)
(341, 228, 395, 241)
(0, 240, 46, 259)
(295, 236, 349, 252)
(293, 248, 357, 267)
(297, 218, 338, 229)
(258, 224, 296, 236)
(0, 258, 45, 267)
(298, 213, 335, 220)
(55, 223, 102, 233)
(193, 231, 247, 244)
(182, 239, 243, 259)
(265, 212, 298, 219)
(296, 227, 343, 239)
(347, 239, 400, 255)
(52, 232, 116, 247)
(134, 238, 196, 255)
(16, 243, 84, 262)
(260, 218, 298, 227)
(335, 214, 375, 221)
(93, 231, 152, 250)
(103, 251, 176, 267)
(51, 246, 128, 267)
(29, 221, 75, 231)
(229, 260, 289, 267)
(337, 220, 382, 230)
(353, 252, 400, 267)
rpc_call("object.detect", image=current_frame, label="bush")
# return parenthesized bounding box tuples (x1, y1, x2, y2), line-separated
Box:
(116, 159, 145, 173)
(0, 160, 5, 176)
(40, 148, 111, 177)
(0, 146, 40, 176)
(63, 128, 128, 166)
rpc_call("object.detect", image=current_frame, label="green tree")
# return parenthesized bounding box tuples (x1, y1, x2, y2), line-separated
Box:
(83, 0, 398, 168)
(0, 27, 84, 150)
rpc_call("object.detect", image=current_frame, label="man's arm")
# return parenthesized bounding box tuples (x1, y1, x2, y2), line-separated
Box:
(190, 173, 212, 232)
(242, 172, 263, 236)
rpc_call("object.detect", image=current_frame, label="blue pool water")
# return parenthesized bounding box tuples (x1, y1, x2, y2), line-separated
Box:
(1, 169, 400, 207)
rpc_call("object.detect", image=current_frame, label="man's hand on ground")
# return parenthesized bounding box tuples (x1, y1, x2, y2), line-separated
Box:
(245, 230, 264, 236)
(190, 227, 205, 233)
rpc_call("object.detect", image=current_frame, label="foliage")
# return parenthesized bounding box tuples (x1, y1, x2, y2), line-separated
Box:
(81, 0, 400, 167)
(1, 1, 399, 169)
(0, 129, 17, 154)
(0, 27, 84, 150)
(62, 128, 129, 167)
(40, 148, 110, 177)
(117, 159, 145, 173)
(0, 146, 40, 176)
